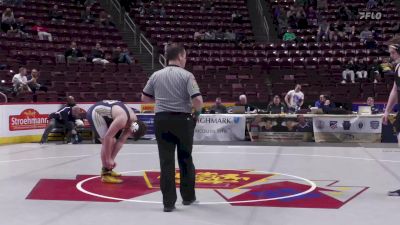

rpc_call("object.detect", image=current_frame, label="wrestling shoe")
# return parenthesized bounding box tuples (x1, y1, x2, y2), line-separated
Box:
(101, 175, 123, 184)
(109, 170, 122, 177)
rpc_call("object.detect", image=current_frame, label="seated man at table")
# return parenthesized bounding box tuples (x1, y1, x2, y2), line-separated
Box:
(321, 96, 336, 114)
(315, 95, 326, 108)
(366, 96, 380, 114)
(209, 97, 227, 114)
(266, 95, 287, 114)
(235, 94, 257, 113)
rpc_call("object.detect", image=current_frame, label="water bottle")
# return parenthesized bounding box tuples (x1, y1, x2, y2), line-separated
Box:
(281, 106, 284, 114)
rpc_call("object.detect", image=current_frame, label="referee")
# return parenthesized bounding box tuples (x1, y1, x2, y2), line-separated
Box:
(141, 43, 203, 212)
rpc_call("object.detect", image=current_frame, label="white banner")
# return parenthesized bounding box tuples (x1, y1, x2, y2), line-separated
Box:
(0, 103, 141, 144)
(313, 115, 382, 143)
(194, 114, 246, 141)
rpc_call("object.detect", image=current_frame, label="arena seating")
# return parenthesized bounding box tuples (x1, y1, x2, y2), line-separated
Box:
(0, 0, 398, 104)
(127, 0, 398, 104)
(0, 0, 145, 103)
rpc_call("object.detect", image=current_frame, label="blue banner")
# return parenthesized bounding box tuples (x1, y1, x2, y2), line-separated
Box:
(137, 114, 155, 139)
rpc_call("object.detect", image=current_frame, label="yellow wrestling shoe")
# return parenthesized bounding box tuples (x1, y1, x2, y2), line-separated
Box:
(101, 175, 123, 184)
(109, 170, 122, 177)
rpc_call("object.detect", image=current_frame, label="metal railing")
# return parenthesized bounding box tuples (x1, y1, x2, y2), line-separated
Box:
(0, 92, 7, 103)
(125, 15, 137, 45)
(105, 0, 157, 68)
(159, 54, 167, 67)
(256, 0, 270, 41)
(140, 34, 154, 68)
(263, 16, 270, 42)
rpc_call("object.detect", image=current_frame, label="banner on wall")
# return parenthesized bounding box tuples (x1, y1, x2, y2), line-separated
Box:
(194, 114, 246, 141)
(313, 115, 382, 143)
(9, 109, 50, 131)
(136, 114, 155, 139)
(247, 115, 314, 142)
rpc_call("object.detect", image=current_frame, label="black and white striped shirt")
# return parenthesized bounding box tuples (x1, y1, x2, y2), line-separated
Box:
(142, 65, 201, 113)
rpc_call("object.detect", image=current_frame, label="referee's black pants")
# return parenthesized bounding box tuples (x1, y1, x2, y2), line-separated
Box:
(154, 112, 196, 207)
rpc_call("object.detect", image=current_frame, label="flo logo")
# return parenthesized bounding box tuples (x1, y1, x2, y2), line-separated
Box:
(359, 11, 382, 20)
(26, 170, 368, 209)
(234, 117, 241, 124)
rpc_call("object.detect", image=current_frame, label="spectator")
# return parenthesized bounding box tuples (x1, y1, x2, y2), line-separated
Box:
(65, 42, 85, 63)
(321, 97, 336, 113)
(379, 57, 394, 76)
(49, 5, 64, 23)
(315, 95, 326, 108)
(365, 37, 377, 49)
(360, 27, 373, 43)
(344, 23, 355, 38)
(81, 6, 95, 23)
(139, 5, 146, 16)
(232, 11, 243, 23)
(27, 69, 48, 102)
(160, 6, 166, 17)
(112, 47, 133, 64)
(148, 1, 157, 15)
(283, 28, 296, 42)
(341, 60, 356, 83)
(355, 59, 368, 79)
(32, 22, 53, 42)
(317, 20, 330, 42)
(297, 13, 308, 29)
(284, 84, 304, 113)
(266, 95, 288, 114)
(367, 0, 378, 9)
(194, 30, 204, 41)
(98, 11, 115, 27)
(89, 42, 109, 65)
(224, 30, 236, 42)
(338, 5, 353, 21)
(204, 29, 216, 41)
(14, 17, 28, 38)
(368, 58, 380, 83)
(215, 28, 224, 41)
(12, 67, 32, 94)
(306, 6, 317, 21)
(200, 4, 206, 13)
(327, 22, 338, 42)
(1, 8, 16, 33)
(366, 96, 380, 114)
(208, 97, 227, 114)
(236, 94, 257, 113)
(335, 21, 346, 40)
(295, 115, 312, 132)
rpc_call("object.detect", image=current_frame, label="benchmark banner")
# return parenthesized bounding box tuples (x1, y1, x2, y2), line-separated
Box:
(194, 114, 246, 141)
(313, 115, 382, 143)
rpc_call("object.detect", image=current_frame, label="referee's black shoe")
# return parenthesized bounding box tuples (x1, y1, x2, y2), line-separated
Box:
(388, 189, 400, 196)
(163, 206, 176, 212)
(182, 198, 197, 205)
